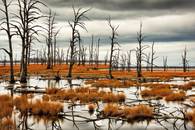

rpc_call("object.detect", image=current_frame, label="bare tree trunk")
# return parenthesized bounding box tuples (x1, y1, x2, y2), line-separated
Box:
(150, 41, 158, 72)
(146, 53, 150, 71)
(163, 56, 168, 71)
(120, 54, 126, 71)
(182, 47, 188, 72)
(13, 0, 45, 83)
(104, 51, 108, 66)
(108, 18, 119, 79)
(95, 38, 100, 67)
(127, 50, 132, 72)
(136, 22, 147, 78)
(0, 0, 15, 83)
(67, 7, 90, 78)
(78, 33, 81, 65)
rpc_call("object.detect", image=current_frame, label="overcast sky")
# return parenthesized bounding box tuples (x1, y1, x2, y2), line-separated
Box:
(0, 0, 195, 66)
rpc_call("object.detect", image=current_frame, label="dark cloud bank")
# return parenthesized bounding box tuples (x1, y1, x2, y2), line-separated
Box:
(45, 0, 195, 11)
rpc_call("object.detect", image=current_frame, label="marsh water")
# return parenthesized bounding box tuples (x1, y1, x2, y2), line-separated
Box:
(0, 76, 195, 130)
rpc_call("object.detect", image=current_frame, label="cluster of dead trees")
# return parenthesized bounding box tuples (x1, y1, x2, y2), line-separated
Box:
(0, 0, 191, 83)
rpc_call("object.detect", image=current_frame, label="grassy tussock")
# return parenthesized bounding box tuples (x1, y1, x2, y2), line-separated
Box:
(13, 95, 63, 117)
(1, 117, 15, 130)
(189, 82, 195, 86)
(31, 100, 63, 116)
(88, 103, 97, 112)
(46, 88, 61, 94)
(142, 83, 171, 88)
(47, 87, 126, 103)
(14, 95, 31, 113)
(103, 104, 153, 121)
(141, 87, 186, 101)
(42, 94, 50, 101)
(165, 91, 186, 101)
(0, 95, 15, 130)
(141, 88, 173, 98)
(0, 95, 13, 118)
(90, 79, 136, 88)
(173, 83, 193, 90)
(186, 109, 195, 126)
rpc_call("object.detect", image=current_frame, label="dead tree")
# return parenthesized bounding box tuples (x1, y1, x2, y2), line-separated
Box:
(95, 38, 100, 67)
(12, 0, 45, 83)
(14, 55, 17, 65)
(66, 47, 70, 65)
(3, 54, 7, 66)
(112, 53, 118, 70)
(146, 53, 150, 71)
(53, 29, 60, 66)
(115, 49, 120, 70)
(67, 6, 90, 78)
(0, 0, 15, 83)
(150, 41, 158, 72)
(182, 47, 189, 72)
(120, 53, 126, 71)
(104, 51, 109, 65)
(81, 45, 87, 65)
(108, 18, 119, 79)
(89, 35, 94, 65)
(45, 10, 57, 69)
(163, 56, 168, 71)
(78, 32, 81, 65)
(127, 50, 133, 72)
(136, 22, 147, 78)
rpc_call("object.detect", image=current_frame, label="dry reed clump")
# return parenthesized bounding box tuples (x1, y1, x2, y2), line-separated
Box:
(141, 87, 186, 101)
(142, 83, 171, 89)
(190, 97, 195, 104)
(46, 88, 62, 94)
(186, 109, 195, 126)
(88, 103, 97, 112)
(31, 100, 63, 116)
(85, 80, 96, 85)
(13, 95, 31, 114)
(103, 104, 119, 117)
(47, 87, 126, 103)
(91, 79, 136, 88)
(13, 95, 63, 117)
(141, 88, 173, 98)
(103, 104, 154, 122)
(173, 83, 193, 91)
(42, 95, 50, 101)
(189, 82, 195, 86)
(165, 91, 186, 101)
(0, 95, 15, 130)
(0, 117, 15, 130)
(0, 95, 13, 118)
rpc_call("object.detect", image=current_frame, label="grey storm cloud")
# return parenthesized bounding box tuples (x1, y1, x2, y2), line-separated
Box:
(44, 0, 195, 11)
(40, 0, 195, 21)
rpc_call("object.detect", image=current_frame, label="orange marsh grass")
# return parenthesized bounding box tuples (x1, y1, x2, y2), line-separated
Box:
(46, 87, 126, 103)
(103, 104, 154, 121)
